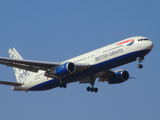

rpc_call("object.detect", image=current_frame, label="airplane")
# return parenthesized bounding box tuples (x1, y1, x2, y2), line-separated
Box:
(0, 36, 153, 93)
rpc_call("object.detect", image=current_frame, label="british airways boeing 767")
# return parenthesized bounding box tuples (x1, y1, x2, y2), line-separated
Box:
(0, 36, 153, 92)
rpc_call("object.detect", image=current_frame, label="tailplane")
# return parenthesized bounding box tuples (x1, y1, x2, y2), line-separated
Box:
(8, 48, 31, 83)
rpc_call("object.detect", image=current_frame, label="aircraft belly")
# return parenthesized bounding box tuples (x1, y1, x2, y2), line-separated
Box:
(28, 79, 60, 91)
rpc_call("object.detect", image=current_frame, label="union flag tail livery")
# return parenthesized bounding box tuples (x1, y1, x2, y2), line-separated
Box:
(0, 36, 153, 93)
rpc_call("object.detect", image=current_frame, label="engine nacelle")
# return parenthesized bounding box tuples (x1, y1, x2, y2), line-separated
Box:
(108, 70, 129, 84)
(54, 62, 76, 76)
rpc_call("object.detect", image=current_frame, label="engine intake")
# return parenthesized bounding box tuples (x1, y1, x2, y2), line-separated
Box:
(54, 62, 76, 76)
(108, 70, 129, 84)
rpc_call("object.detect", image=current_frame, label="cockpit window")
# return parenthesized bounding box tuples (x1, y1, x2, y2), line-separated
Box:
(138, 38, 148, 41)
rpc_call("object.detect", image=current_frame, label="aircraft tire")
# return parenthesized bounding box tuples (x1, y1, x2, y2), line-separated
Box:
(91, 87, 94, 92)
(59, 83, 67, 88)
(87, 87, 98, 93)
(137, 64, 143, 69)
(94, 88, 98, 93)
(87, 87, 91, 91)
(63, 84, 67, 88)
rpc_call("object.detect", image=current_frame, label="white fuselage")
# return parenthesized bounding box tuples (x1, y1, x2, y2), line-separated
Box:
(13, 36, 153, 91)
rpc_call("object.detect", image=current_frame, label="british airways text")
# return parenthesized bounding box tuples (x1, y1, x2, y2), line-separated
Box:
(95, 48, 123, 62)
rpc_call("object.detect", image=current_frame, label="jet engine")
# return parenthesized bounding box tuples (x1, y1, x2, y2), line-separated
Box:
(108, 70, 129, 84)
(54, 62, 76, 76)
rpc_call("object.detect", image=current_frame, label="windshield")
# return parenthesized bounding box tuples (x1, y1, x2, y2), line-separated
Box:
(138, 38, 148, 41)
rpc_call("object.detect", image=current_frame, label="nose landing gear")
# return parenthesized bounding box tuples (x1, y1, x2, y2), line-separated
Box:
(137, 64, 143, 69)
(137, 57, 144, 69)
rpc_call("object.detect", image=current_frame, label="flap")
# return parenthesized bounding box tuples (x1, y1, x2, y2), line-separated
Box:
(98, 70, 114, 82)
(79, 79, 92, 84)
(79, 70, 115, 84)
(74, 63, 90, 73)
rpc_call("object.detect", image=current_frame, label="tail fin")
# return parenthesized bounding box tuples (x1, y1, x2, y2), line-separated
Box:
(8, 48, 31, 83)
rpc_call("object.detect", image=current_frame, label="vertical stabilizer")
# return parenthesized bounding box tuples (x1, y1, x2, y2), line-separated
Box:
(8, 48, 31, 83)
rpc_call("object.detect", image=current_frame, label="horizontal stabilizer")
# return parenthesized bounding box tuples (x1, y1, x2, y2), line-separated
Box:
(0, 81, 22, 86)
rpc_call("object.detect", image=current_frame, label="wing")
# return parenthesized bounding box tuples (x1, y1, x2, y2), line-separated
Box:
(98, 70, 114, 82)
(0, 47, 90, 79)
(0, 57, 90, 76)
(0, 56, 60, 72)
(79, 70, 114, 83)
(0, 81, 22, 86)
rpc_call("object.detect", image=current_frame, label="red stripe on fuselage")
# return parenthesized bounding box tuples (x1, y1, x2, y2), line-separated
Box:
(116, 39, 134, 45)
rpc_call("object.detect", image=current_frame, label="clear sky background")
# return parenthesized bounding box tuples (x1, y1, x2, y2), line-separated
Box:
(0, 1, 159, 120)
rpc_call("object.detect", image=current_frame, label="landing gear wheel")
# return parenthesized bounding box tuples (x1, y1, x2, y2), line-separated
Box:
(59, 83, 63, 88)
(86, 87, 98, 93)
(87, 87, 91, 91)
(59, 83, 67, 88)
(137, 64, 143, 69)
(94, 88, 98, 93)
(137, 57, 144, 69)
(86, 77, 99, 93)
(91, 87, 94, 92)
(63, 83, 67, 88)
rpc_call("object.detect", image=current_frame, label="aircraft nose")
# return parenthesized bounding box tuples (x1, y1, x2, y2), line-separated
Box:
(147, 40, 154, 50)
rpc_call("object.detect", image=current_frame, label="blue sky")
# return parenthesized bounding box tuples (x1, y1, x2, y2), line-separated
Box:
(0, 0, 159, 120)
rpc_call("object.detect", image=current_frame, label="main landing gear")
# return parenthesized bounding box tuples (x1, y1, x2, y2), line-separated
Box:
(59, 81, 67, 88)
(87, 87, 98, 93)
(137, 57, 144, 69)
(86, 78, 98, 93)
